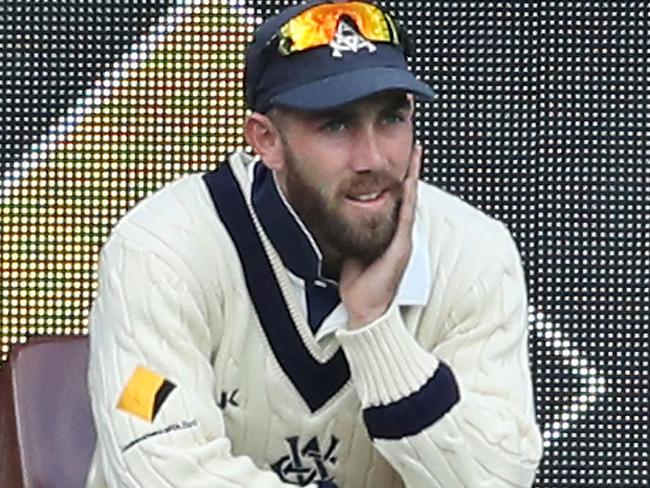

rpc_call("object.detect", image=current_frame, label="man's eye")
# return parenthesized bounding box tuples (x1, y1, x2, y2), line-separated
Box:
(322, 120, 348, 133)
(383, 112, 406, 124)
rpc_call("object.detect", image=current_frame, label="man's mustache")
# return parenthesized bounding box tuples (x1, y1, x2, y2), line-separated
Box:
(341, 171, 402, 196)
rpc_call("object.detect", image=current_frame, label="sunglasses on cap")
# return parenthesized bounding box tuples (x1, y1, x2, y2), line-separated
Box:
(266, 1, 413, 57)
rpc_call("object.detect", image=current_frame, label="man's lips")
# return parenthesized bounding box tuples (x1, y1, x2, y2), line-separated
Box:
(345, 181, 396, 201)
(343, 175, 400, 207)
(345, 190, 391, 209)
(347, 190, 385, 202)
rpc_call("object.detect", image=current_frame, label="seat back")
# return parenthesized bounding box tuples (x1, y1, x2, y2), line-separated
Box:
(0, 335, 96, 488)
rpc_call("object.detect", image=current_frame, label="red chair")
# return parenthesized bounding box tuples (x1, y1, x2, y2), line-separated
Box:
(0, 335, 96, 488)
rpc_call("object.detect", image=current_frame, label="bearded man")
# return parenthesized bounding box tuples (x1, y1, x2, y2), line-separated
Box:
(86, 1, 543, 487)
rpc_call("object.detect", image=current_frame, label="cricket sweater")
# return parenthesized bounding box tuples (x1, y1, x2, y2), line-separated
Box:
(86, 151, 543, 487)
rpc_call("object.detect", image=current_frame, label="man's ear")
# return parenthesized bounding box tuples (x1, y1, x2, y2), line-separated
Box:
(244, 112, 284, 171)
(406, 93, 415, 116)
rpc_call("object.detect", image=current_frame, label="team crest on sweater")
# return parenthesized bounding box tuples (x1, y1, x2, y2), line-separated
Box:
(271, 435, 339, 485)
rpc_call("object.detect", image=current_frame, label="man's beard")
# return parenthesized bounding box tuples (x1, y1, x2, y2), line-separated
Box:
(280, 142, 404, 267)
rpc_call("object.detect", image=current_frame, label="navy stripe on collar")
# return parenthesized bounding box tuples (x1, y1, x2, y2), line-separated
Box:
(203, 161, 350, 412)
(252, 162, 322, 282)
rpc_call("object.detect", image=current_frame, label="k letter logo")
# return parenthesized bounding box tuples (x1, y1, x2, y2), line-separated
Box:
(117, 366, 176, 422)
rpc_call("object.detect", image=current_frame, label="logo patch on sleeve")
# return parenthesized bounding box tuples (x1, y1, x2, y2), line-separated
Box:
(117, 366, 176, 422)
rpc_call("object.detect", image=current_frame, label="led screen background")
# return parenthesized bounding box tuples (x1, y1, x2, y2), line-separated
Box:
(0, 1, 647, 486)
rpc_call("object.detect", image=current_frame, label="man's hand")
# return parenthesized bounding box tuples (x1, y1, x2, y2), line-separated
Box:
(339, 143, 422, 330)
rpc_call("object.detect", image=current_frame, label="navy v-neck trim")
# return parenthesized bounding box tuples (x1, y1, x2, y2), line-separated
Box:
(203, 160, 350, 413)
(252, 163, 321, 282)
(252, 162, 342, 334)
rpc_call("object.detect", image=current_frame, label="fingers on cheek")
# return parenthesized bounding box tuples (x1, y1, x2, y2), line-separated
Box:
(399, 189, 416, 229)
(407, 176, 417, 203)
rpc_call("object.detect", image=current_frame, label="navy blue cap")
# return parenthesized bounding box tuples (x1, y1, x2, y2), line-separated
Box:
(244, 0, 435, 113)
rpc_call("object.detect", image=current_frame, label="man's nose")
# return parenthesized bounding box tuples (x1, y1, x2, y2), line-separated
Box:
(349, 127, 387, 172)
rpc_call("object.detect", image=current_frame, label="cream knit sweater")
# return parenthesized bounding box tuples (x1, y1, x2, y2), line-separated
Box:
(86, 152, 542, 487)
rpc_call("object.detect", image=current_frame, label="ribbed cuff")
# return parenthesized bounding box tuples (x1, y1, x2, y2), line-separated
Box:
(335, 304, 439, 408)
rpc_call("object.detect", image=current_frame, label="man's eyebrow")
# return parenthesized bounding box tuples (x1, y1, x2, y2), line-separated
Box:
(301, 95, 411, 122)
(382, 96, 411, 112)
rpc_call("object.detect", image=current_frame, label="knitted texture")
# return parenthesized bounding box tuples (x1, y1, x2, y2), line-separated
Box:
(86, 152, 542, 487)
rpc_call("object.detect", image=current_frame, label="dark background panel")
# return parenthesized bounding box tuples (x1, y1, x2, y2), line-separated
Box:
(534, 3, 648, 484)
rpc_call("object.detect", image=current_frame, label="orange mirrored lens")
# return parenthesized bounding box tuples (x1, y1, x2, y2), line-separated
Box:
(279, 2, 396, 54)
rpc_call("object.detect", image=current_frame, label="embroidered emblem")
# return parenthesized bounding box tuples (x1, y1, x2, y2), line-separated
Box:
(116, 366, 176, 422)
(271, 435, 339, 486)
(329, 18, 377, 58)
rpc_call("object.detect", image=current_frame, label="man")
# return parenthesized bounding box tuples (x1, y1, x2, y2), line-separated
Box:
(86, 1, 543, 486)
